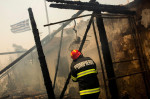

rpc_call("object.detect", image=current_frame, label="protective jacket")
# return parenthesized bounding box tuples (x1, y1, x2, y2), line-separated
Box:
(71, 56, 100, 96)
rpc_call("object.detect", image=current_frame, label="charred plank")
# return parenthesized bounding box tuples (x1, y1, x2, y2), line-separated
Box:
(50, 4, 136, 15)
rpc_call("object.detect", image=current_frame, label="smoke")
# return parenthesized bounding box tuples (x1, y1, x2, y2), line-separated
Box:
(12, 44, 27, 52)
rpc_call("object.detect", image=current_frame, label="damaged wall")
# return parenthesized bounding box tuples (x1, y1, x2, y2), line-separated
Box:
(100, 0, 150, 98)
(131, 0, 150, 69)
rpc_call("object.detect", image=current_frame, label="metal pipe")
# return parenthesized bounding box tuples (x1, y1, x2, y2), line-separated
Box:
(0, 51, 26, 55)
(44, 14, 92, 27)
(44, 13, 133, 27)
(53, 24, 64, 89)
(44, 0, 51, 35)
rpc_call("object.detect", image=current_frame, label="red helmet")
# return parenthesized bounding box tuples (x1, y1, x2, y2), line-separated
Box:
(70, 50, 81, 60)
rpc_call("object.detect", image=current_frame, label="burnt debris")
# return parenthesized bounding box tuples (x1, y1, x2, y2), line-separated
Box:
(47, 0, 136, 15)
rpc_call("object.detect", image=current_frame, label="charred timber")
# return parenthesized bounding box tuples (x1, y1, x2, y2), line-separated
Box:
(50, 4, 136, 15)
(47, 0, 127, 10)
(47, 0, 97, 5)
(28, 8, 55, 99)
(47, 0, 116, 10)
(96, 13, 119, 98)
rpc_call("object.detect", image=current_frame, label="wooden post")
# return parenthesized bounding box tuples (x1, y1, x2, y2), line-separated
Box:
(96, 13, 119, 99)
(28, 8, 55, 99)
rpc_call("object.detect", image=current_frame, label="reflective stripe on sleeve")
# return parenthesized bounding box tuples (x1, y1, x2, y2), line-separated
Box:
(71, 75, 77, 81)
(77, 69, 97, 78)
(80, 87, 100, 95)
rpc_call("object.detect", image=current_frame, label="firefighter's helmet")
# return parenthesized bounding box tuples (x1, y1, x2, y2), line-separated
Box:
(70, 50, 81, 60)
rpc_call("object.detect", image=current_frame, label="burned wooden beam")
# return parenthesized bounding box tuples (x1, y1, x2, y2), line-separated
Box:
(28, 8, 55, 99)
(96, 12, 119, 99)
(47, 0, 103, 8)
(47, 0, 92, 4)
(50, 3, 136, 15)
(47, 0, 128, 10)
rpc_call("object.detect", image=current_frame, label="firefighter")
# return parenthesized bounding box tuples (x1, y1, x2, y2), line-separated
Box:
(70, 49, 100, 99)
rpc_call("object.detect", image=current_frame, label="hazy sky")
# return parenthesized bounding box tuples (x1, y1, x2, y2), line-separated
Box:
(0, 0, 133, 66)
